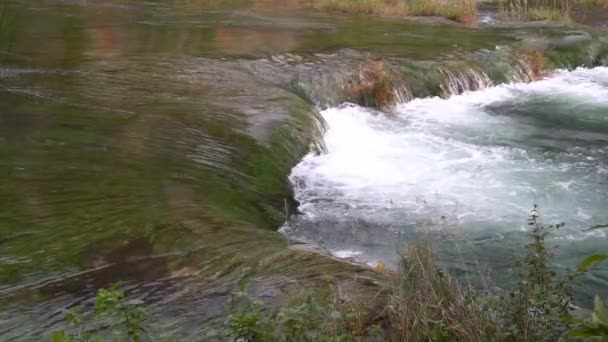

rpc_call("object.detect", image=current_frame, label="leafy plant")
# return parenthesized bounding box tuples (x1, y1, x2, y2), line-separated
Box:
(226, 287, 372, 342)
(585, 224, 608, 232)
(569, 296, 608, 339)
(52, 283, 148, 342)
(265, 295, 357, 341)
(224, 204, 603, 341)
(567, 223, 608, 340)
(496, 205, 573, 341)
(96, 285, 147, 341)
(227, 311, 263, 341)
(51, 308, 96, 342)
(574, 254, 608, 277)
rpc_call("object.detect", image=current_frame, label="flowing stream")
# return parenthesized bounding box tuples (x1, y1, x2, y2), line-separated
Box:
(284, 67, 608, 299)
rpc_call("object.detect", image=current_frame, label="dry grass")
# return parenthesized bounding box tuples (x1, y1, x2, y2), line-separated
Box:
(516, 48, 547, 79)
(526, 6, 572, 21)
(314, 0, 478, 24)
(345, 58, 396, 109)
(408, 0, 478, 23)
(578, 0, 608, 7)
(228, 208, 579, 341)
(315, 0, 407, 15)
(498, 0, 608, 21)
(387, 242, 498, 341)
(254, 241, 500, 341)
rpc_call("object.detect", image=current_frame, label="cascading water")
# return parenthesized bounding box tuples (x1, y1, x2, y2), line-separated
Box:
(438, 66, 493, 95)
(282, 67, 608, 293)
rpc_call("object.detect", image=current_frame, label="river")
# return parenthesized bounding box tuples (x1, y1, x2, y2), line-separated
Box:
(0, 0, 607, 339)
(284, 67, 608, 300)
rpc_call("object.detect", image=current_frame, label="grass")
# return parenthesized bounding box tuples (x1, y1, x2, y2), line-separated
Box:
(52, 207, 608, 341)
(499, 0, 572, 21)
(345, 58, 396, 109)
(407, 0, 477, 24)
(578, 0, 608, 7)
(387, 242, 498, 341)
(317, 0, 608, 23)
(516, 48, 548, 79)
(316, 0, 407, 15)
(314, 0, 478, 23)
(225, 205, 607, 341)
(499, 0, 608, 21)
(526, 6, 573, 21)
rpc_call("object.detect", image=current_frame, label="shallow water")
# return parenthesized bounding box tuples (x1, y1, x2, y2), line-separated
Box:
(284, 67, 608, 301)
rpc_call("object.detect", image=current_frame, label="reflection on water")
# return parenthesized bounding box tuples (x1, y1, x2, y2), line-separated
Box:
(0, 0, 329, 338)
(214, 26, 303, 55)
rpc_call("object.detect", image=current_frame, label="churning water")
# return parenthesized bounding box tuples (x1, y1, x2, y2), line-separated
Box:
(283, 67, 608, 274)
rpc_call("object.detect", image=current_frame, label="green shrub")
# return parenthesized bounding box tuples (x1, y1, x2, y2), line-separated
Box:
(222, 205, 607, 341)
(227, 311, 263, 341)
(52, 283, 148, 342)
(494, 205, 573, 340)
(51, 207, 607, 341)
(569, 225, 608, 339)
(225, 287, 377, 341)
(569, 295, 608, 339)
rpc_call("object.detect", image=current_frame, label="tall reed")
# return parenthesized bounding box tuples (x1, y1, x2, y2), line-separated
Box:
(316, 0, 479, 24)
(407, 0, 478, 23)
(499, 0, 573, 21)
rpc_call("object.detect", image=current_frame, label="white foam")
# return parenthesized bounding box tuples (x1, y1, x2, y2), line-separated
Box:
(332, 250, 363, 258)
(289, 67, 608, 243)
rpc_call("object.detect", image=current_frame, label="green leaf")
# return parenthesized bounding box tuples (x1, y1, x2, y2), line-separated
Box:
(51, 330, 67, 342)
(585, 224, 608, 232)
(577, 255, 608, 274)
(569, 326, 605, 337)
(593, 295, 608, 327)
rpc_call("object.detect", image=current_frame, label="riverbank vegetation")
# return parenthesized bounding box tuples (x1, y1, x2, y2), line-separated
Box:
(315, 0, 608, 24)
(574, 0, 608, 7)
(315, 0, 478, 23)
(224, 207, 606, 341)
(53, 207, 608, 341)
(346, 59, 396, 109)
(407, 0, 477, 23)
(498, 0, 573, 21)
(498, 0, 608, 22)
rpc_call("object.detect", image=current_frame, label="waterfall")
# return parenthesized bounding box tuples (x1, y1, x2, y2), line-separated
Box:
(283, 66, 608, 274)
